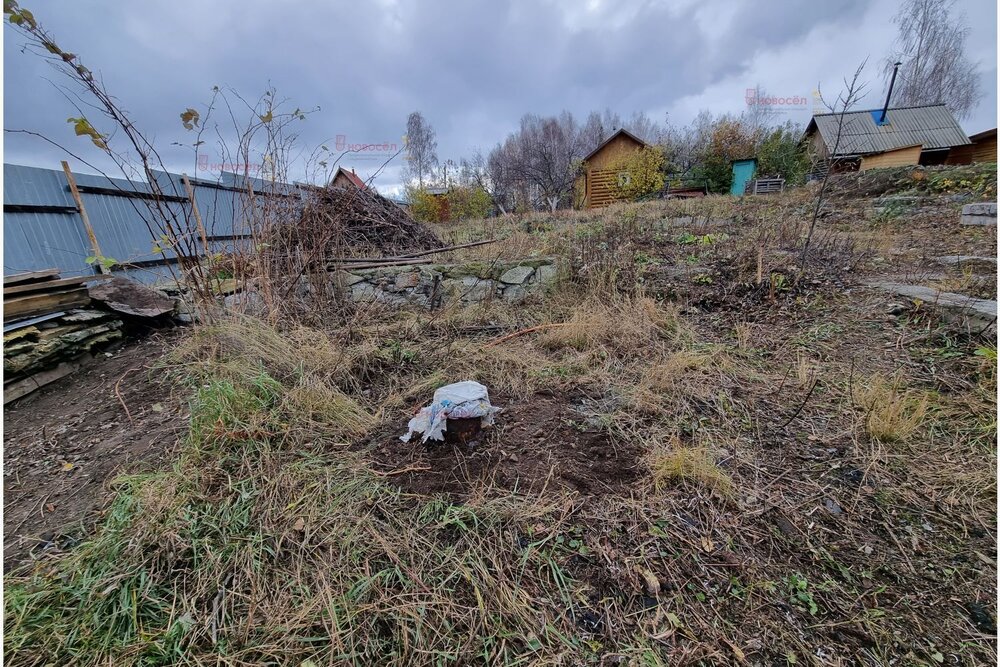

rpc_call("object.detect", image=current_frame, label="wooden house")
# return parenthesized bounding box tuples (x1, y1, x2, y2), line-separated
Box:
(803, 104, 970, 172)
(946, 128, 998, 165)
(579, 129, 648, 209)
(331, 167, 368, 190)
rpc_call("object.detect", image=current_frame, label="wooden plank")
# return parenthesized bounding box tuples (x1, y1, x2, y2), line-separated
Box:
(3, 269, 60, 286)
(4, 274, 111, 296)
(62, 161, 110, 275)
(182, 174, 210, 253)
(4, 289, 90, 319)
(4, 354, 91, 404)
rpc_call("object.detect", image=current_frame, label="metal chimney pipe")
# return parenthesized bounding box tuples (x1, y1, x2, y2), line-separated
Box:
(880, 62, 903, 124)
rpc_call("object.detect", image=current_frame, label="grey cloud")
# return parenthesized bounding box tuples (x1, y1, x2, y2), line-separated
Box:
(4, 0, 995, 192)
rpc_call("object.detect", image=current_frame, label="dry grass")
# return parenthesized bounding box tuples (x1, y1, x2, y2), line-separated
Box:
(430, 338, 563, 399)
(282, 381, 373, 437)
(854, 374, 930, 443)
(628, 350, 712, 416)
(733, 322, 755, 350)
(648, 438, 733, 497)
(538, 295, 683, 353)
(795, 353, 814, 388)
(5, 317, 596, 666)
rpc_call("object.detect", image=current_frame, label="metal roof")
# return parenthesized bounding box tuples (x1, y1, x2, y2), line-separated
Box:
(806, 104, 970, 157)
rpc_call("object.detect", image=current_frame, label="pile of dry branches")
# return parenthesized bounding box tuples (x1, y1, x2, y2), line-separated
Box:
(232, 185, 441, 320)
(297, 185, 441, 256)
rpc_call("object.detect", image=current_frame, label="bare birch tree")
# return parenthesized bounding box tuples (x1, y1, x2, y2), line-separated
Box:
(405, 111, 437, 187)
(885, 0, 982, 119)
(498, 112, 583, 213)
(461, 148, 516, 215)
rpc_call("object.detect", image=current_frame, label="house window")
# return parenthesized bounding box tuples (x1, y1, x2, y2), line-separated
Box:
(617, 171, 631, 187)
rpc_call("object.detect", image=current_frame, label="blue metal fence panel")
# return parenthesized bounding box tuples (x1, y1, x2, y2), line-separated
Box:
(3, 208, 92, 277)
(4, 163, 298, 284)
(3, 164, 76, 207)
(4, 164, 92, 277)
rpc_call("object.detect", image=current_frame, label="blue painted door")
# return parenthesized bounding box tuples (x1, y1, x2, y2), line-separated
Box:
(730, 159, 756, 196)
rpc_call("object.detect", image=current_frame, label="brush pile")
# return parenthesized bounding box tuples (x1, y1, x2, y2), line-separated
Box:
(226, 185, 442, 319)
(297, 185, 441, 256)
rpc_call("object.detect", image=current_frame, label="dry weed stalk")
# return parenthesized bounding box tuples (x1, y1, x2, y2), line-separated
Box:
(648, 437, 734, 498)
(854, 373, 930, 443)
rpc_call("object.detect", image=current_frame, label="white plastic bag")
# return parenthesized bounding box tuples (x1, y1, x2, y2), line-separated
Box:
(400, 380, 500, 443)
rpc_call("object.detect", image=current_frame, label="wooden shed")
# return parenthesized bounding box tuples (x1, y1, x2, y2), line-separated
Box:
(946, 128, 997, 165)
(803, 104, 970, 171)
(860, 144, 923, 171)
(579, 129, 648, 209)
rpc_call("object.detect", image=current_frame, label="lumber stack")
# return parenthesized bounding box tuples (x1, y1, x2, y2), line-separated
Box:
(3, 269, 95, 319)
(4, 269, 123, 404)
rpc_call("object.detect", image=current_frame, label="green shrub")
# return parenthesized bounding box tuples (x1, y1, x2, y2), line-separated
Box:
(406, 185, 492, 222)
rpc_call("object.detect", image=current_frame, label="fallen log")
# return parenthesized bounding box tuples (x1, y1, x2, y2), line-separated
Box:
(329, 238, 498, 263)
(398, 238, 498, 259)
(327, 258, 434, 271)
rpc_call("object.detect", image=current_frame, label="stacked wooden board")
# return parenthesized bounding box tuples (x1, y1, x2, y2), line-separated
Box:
(4, 269, 123, 404)
(4, 269, 95, 319)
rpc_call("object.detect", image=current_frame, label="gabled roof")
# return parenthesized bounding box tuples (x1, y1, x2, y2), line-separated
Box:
(331, 166, 368, 190)
(582, 128, 648, 163)
(969, 127, 997, 142)
(804, 104, 970, 157)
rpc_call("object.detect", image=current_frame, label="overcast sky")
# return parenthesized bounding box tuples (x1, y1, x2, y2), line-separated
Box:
(3, 0, 997, 195)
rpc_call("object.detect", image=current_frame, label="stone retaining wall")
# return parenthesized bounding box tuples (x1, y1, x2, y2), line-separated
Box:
(960, 202, 997, 226)
(333, 258, 559, 308)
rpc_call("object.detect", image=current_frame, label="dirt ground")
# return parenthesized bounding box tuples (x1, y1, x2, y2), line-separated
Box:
(364, 392, 642, 496)
(3, 329, 187, 571)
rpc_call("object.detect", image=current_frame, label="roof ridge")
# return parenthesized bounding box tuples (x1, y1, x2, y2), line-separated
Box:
(811, 103, 948, 118)
(582, 128, 648, 163)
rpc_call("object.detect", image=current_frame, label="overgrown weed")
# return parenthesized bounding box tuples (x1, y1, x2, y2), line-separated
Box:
(647, 436, 733, 498)
(854, 374, 929, 443)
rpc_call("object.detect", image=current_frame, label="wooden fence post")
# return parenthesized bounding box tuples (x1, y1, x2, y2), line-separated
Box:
(181, 174, 210, 257)
(60, 160, 109, 275)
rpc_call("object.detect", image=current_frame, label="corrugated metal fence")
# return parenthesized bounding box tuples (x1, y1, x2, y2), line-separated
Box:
(4, 163, 298, 284)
